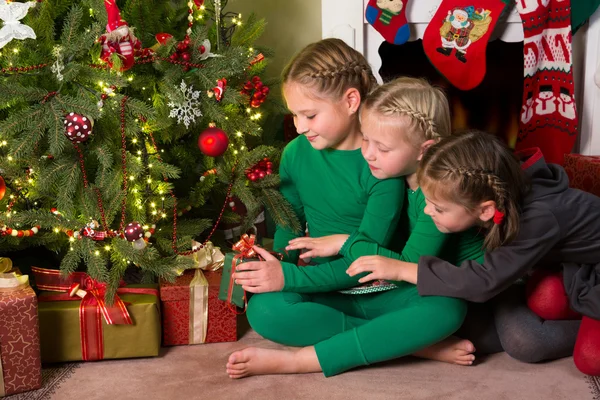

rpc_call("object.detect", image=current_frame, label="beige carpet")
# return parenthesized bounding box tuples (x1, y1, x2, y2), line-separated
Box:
(43, 325, 597, 400)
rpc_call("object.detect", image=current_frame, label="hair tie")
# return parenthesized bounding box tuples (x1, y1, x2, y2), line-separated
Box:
(493, 209, 505, 225)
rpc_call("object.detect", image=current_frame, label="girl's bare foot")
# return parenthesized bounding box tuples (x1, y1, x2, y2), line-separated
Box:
(226, 346, 321, 379)
(413, 336, 476, 366)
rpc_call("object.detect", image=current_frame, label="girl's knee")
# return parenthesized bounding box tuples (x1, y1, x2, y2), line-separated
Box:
(498, 327, 546, 363)
(428, 297, 468, 336)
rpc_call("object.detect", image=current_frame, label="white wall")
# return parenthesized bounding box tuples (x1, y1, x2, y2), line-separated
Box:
(229, 0, 322, 81)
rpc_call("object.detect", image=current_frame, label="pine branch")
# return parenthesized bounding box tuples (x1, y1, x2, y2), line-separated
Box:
(260, 188, 301, 234)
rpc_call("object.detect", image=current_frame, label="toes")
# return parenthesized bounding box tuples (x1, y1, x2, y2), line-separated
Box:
(457, 353, 476, 362)
(455, 360, 474, 366)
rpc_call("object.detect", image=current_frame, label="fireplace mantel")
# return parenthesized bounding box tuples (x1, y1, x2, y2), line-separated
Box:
(321, 0, 600, 155)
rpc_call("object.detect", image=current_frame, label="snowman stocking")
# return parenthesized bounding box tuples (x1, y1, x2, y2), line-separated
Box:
(514, 0, 578, 165)
(365, 0, 410, 45)
(423, 0, 510, 90)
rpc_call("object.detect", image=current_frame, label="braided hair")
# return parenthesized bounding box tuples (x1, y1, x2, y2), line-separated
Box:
(282, 38, 377, 101)
(418, 130, 530, 250)
(361, 77, 451, 146)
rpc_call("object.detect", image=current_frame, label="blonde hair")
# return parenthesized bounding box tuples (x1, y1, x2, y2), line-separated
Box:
(361, 77, 451, 147)
(418, 130, 530, 251)
(282, 38, 377, 100)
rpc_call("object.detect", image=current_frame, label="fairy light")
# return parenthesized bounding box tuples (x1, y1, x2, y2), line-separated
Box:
(70, 247, 74, 251)
(13, 49, 19, 54)
(246, 108, 251, 114)
(147, 178, 152, 184)
(129, 176, 135, 181)
(151, 210, 157, 215)
(150, 202, 156, 208)
(94, 250, 100, 256)
(7, 156, 13, 161)
(104, 245, 111, 251)
(98, 81, 104, 87)
(137, 205, 143, 209)
(69, 237, 75, 242)
(236, 131, 242, 137)
(28, 178, 34, 184)
(148, 164, 153, 168)
(137, 150, 142, 155)
(128, 76, 134, 82)
(53, 228, 60, 233)
(161, 213, 167, 218)
(1, 141, 7, 146)
(132, 138, 138, 144)
(234, 150, 239, 155)
(137, 156, 142, 161)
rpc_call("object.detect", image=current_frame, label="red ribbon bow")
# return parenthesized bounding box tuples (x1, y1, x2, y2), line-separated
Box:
(32, 267, 156, 361)
(227, 234, 257, 313)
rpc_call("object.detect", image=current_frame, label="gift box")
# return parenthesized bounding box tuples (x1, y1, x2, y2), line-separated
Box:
(33, 267, 160, 363)
(160, 269, 237, 345)
(218, 252, 246, 309)
(0, 266, 42, 397)
(564, 154, 600, 197)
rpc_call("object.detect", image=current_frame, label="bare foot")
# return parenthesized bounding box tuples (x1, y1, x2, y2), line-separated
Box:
(413, 336, 476, 366)
(226, 346, 321, 379)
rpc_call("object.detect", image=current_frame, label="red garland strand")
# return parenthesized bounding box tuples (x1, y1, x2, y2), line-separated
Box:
(1, 63, 48, 74)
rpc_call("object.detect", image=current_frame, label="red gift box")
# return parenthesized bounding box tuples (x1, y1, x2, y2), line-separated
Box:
(160, 269, 237, 346)
(564, 154, 600, 197)
(0, 270, 42, 396)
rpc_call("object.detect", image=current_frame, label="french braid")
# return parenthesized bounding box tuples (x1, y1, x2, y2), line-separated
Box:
(282, 38, 377, 100)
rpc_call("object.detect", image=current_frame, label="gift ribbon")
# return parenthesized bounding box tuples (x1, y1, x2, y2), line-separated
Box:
(32, 267, 156, 361)
(185, 241, 224, 344)
(0, 257, 13, 273)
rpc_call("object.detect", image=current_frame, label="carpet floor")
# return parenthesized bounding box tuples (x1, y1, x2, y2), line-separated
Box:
(17, 326, 597, 400)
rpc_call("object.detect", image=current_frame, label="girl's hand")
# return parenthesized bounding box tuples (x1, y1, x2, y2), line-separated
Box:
(286, 234, 349, 259)
(232, 246, 284, 293)
(346, 256, 418, 284)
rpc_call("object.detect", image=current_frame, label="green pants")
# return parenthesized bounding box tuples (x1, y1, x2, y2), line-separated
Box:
(247, 282, 466, 377)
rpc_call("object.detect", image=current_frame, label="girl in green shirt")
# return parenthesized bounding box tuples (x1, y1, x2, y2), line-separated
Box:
(228, 77, 484, 378)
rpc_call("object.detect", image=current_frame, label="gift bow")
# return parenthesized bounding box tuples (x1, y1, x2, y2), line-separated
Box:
(32, 267, 152, 361)
(0, 1, 37, 49)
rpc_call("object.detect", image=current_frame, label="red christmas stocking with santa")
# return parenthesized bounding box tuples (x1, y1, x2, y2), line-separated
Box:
(423, 0, 509, 91)
(365, 0, 410, 45)
(514, 0, 577, 165)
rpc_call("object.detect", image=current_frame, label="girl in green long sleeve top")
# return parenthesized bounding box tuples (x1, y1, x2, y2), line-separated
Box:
(227, 76, 485, 379)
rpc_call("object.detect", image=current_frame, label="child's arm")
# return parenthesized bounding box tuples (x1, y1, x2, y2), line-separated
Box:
(272, 146, 306, 264)
(417, 209, 562, 303)
(249, 176, 406, 294)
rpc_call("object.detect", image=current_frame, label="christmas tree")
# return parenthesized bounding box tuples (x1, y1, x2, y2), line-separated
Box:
(0, 0, 299, 298)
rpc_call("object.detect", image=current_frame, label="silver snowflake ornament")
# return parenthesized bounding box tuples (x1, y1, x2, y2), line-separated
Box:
(168, 80, 203, 128)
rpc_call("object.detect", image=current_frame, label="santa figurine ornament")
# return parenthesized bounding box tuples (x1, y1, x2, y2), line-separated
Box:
(99, 0, 141, 71)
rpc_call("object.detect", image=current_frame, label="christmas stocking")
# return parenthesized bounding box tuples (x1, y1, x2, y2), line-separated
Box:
(423, 0, 510, 91)
(365, 0, 410, 45)
(515, 0, 578, 165)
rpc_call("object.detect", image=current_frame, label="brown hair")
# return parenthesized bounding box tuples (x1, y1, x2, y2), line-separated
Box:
(282, 38, 377, 101)
(418, 130, 530, 250)
(361, 77, 451, 147)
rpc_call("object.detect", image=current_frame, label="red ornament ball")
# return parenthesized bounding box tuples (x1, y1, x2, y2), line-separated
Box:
(64, 113, 92, 143)
(198, 127, 229, 157)
(0, 176, 5, 201)
(124, 222, 144, 242)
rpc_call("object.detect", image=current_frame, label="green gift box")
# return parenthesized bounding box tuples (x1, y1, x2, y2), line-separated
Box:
(37, 284, 161, 363)
(218, 253, 246, 309)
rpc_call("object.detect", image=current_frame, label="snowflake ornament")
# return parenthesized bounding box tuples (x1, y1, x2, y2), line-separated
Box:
(168, 80, 203, 128)
(0, 0, 37, 49)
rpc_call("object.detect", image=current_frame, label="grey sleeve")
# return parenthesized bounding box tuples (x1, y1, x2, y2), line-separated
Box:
(417, 209, 562, 302)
